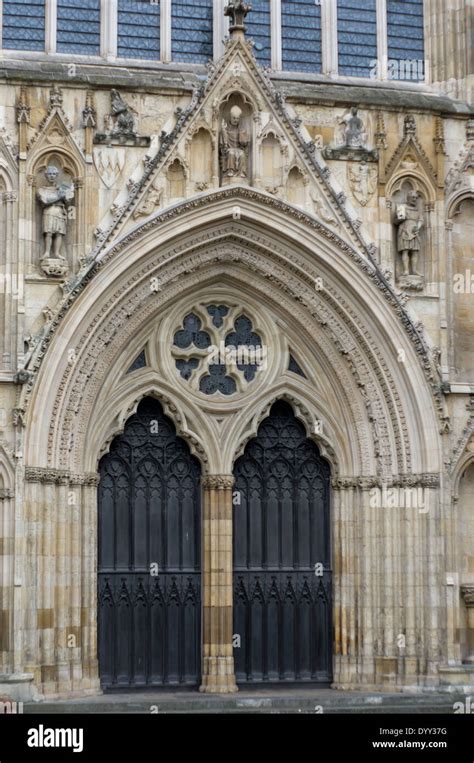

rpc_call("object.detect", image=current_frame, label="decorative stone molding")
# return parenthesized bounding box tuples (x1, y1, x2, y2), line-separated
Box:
(447, 396, 474, 475)
(0, 128, 18, 164)
(27, 88, 75, 153)
(332, 477, 380, 490)
(201, 475, 235, 489)
(445, 143, 474, 218)
(82, 91, 97, 129)
(0, 488, 14, 500)
(16, 86, 31, 125)
(382, 114, 440, 196)
(24, 467, 99, 486)
(461, 585, 474, 607)
(331, 474, 440, 490)
(0, 191, 18, 203)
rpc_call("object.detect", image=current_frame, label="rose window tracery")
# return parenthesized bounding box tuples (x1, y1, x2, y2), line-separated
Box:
(172, 306, 265, 396)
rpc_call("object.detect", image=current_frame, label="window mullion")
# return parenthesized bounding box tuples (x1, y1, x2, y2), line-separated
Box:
(45, 0, 57, 54)
(101, 0, 117, 60)
(376, 0, 388, 80)
(161, 0, 171, 62)
(213, 0, 226, 60)
(322, 0, 338, 76)
(271, 0, 282, 70)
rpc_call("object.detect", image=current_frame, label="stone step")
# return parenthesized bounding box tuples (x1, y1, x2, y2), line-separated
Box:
(23, 690, 469, 714)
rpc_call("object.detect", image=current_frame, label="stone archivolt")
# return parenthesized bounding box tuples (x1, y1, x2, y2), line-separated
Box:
(19, 201, 439, 483)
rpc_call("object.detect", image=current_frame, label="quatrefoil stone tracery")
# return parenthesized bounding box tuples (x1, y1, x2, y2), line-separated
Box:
(172, 305, 265, 396)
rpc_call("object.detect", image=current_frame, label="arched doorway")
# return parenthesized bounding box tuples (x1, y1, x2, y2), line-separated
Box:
(98, 398, 202, 689)
(233, 401, 332, 683)
(459, 460, 474, 663)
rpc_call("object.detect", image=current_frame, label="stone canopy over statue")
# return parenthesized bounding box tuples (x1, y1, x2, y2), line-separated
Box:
(219, 104, 250, 184)
(36, 164, 74, 277)
(395, 190, 424, 288)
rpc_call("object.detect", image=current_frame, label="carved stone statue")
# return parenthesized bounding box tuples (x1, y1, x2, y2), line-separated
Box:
(323, 107, 377, 162)
(395, 190, 424, 279)
(342, 107, 367, 149)
(110, 89, 135, 138)
(94, 90, 150, 147)
(36, 164, 74, 276)
(220, 105, 249, 184)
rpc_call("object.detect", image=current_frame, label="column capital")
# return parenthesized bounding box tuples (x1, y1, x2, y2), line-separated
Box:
(202, 474, 235, 489)
(461, 585, 474, 608)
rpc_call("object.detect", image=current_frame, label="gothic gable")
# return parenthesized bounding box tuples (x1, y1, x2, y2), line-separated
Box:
(383, 114, 439, 201)
(91, 34, 376, 263)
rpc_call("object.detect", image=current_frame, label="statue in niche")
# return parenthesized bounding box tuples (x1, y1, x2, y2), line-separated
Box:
(395, 190, 424, 281)
(37, 164, 74, 276)
(341, 107, 367, 149)
(219, 105, 249, 184)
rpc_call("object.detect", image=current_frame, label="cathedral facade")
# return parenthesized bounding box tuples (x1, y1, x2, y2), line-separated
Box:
(0, 0, 473, 700)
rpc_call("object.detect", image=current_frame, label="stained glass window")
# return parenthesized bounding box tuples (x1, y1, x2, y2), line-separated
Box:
(118, 0, 160, 60)
(245, 0, 271, 66)
(2, 0, 45, 51)
(337, 0, 377, 77)
(172, 0, 213, 64)
(282, 0, 322, 73)
(387, 0, 424, 81)
(56, 0, 101, 55)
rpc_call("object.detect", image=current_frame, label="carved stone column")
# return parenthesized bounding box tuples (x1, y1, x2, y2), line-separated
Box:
(200, 475, 238, 693)
(461, 585, 474, 664)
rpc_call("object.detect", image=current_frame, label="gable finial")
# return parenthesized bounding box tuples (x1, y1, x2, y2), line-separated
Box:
(224, 0, 251, 37)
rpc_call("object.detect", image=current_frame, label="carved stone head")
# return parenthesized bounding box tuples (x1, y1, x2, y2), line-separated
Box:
(230, 105, 242, 127)
(45, 164, 60, 185)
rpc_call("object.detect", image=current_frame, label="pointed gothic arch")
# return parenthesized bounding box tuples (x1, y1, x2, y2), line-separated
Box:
(17, 189, 445, 697)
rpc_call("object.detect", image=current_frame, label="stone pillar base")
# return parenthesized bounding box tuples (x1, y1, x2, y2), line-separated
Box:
(0, 673, 37, 702)
(200, 657, 238, 693)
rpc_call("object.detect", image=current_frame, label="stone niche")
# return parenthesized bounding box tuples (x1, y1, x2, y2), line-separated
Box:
(259, 126, 288, 195)
(286, 166, 307, 208)
(219, 93, 253, 187)
(166, 159, 187, 202)
(391, 178, 426, 291)
(33, 153, 76, 279)
(189, 127, 214, 192)
(452, 198, 474, 381)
